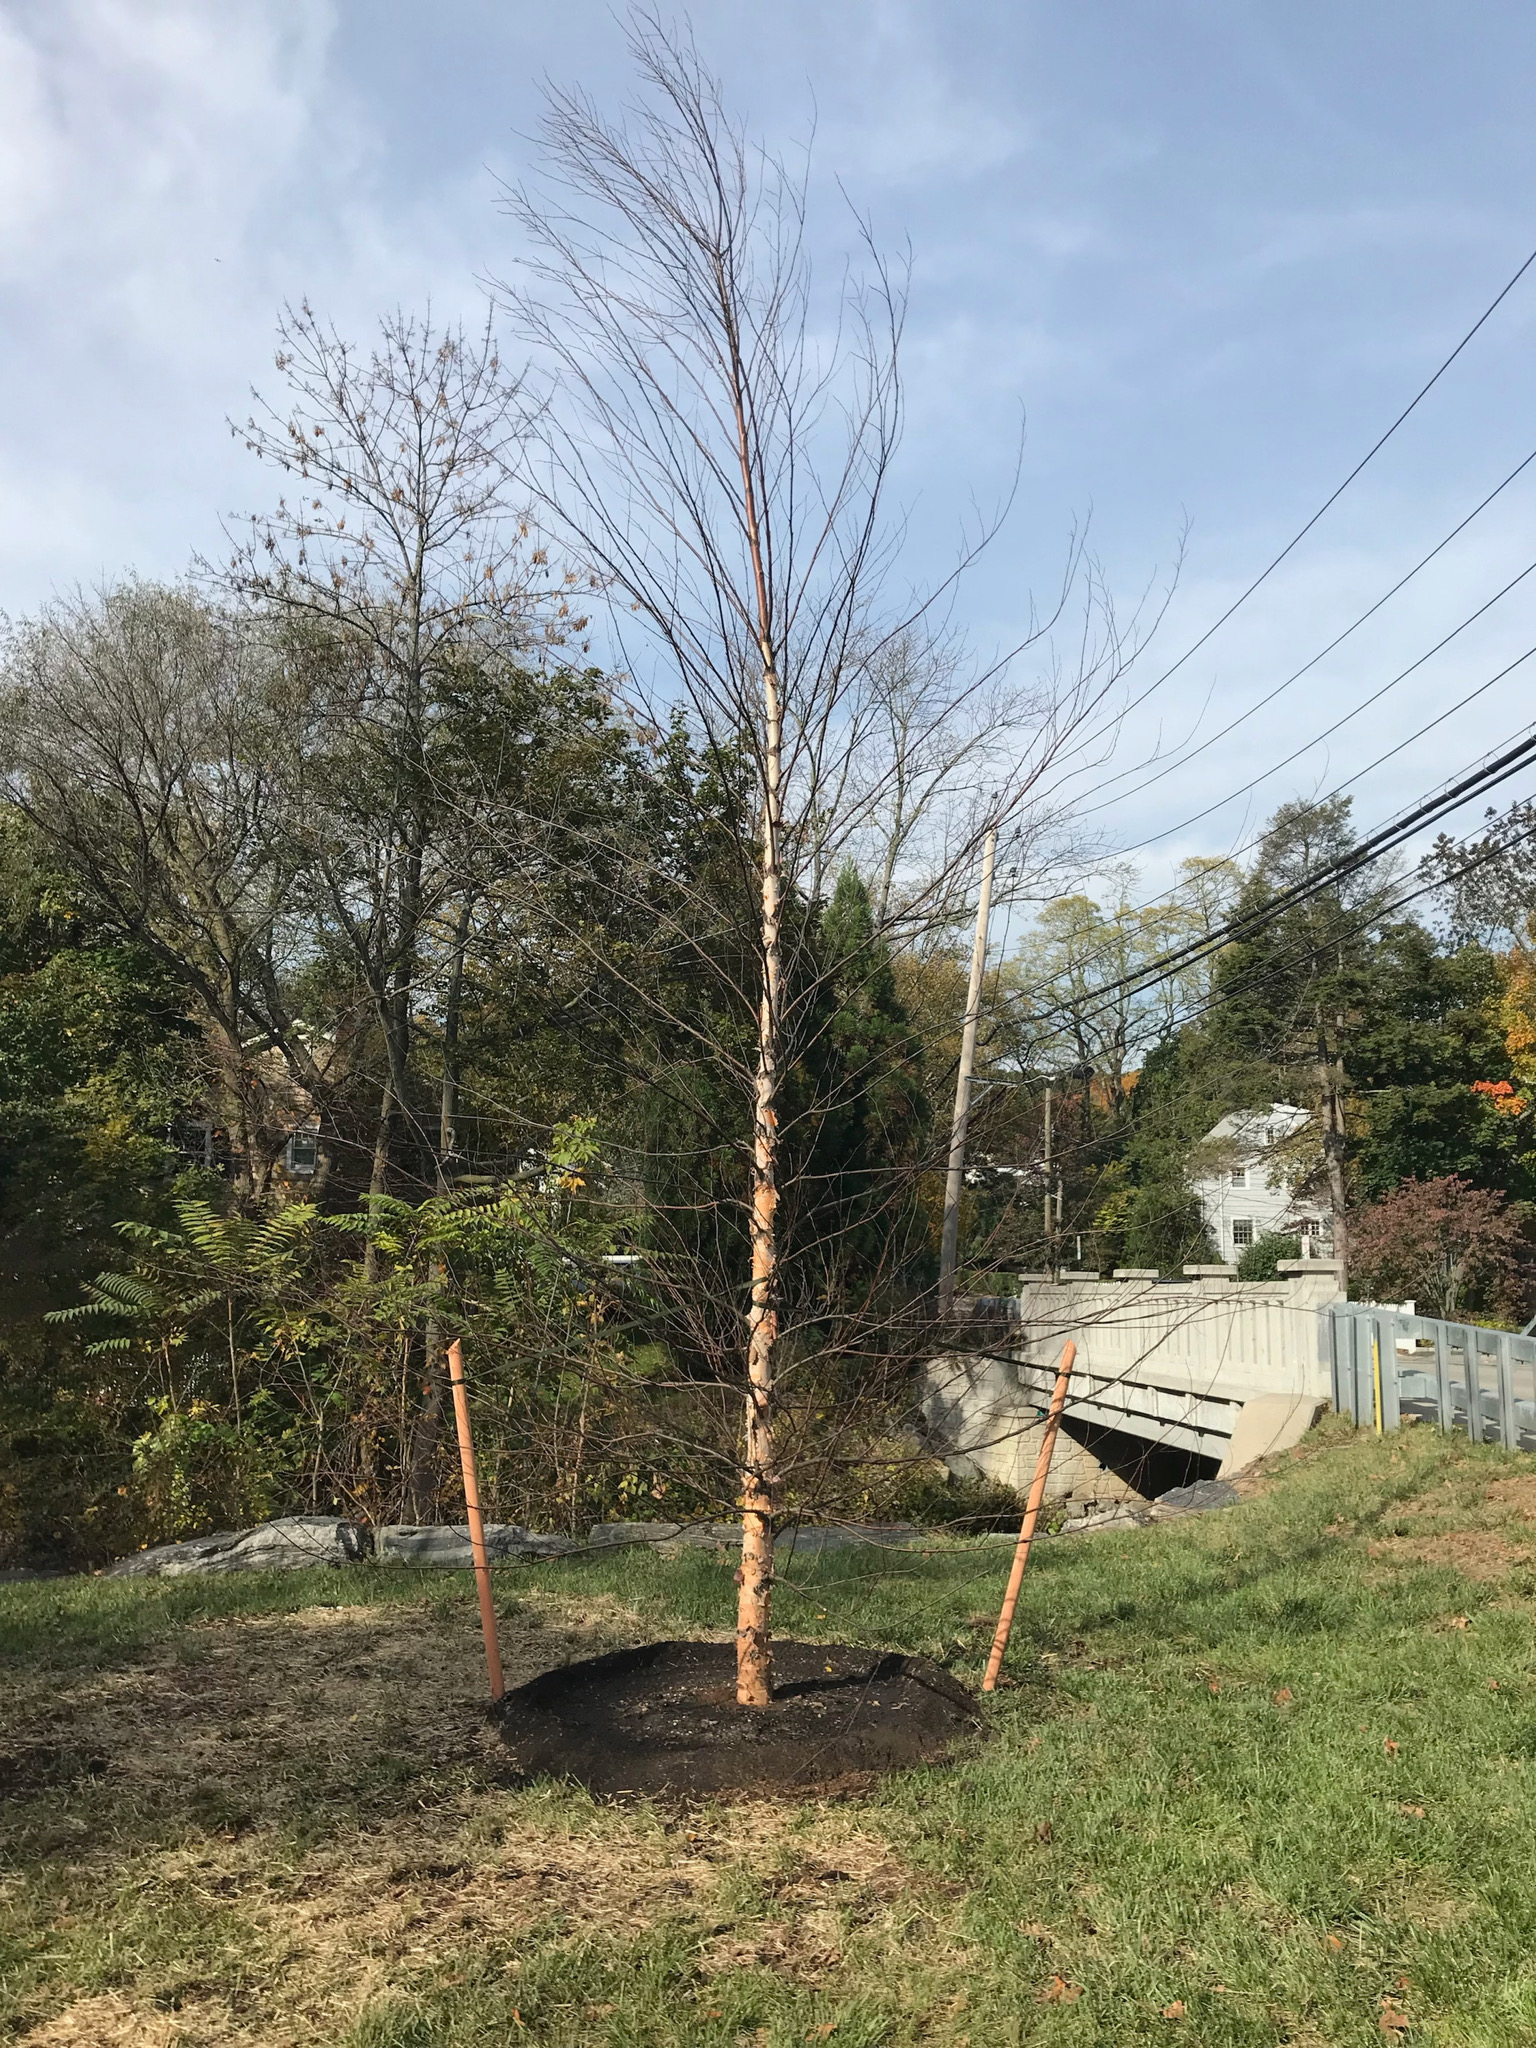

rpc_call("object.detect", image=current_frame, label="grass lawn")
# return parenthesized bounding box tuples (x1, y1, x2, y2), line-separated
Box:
(6, 1417, 1536, 2045)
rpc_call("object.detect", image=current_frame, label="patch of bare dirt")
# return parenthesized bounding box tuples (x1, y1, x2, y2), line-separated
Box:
(492, 1640, 980, 1798)
(1483, 1474, 1536, 1521)
(1368, 1530, 1536, 1581)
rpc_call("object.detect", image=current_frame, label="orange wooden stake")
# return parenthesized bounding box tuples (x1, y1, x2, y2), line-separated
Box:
(447, 1336, 505, 1701)
(981, 1339, 1077, 1693)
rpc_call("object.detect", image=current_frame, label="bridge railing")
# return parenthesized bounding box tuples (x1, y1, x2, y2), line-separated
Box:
(1326, 1304, 1536, 1453)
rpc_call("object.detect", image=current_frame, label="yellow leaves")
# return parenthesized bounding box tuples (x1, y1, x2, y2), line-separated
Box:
(1498, 945, 1536, 1088)
(1160, 2000, 1187, 2019)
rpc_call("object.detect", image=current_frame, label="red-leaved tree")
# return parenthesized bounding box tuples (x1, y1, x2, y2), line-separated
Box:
(1349, 1175, 1528, 1320)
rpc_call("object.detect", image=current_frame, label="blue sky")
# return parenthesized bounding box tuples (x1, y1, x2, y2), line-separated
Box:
(3, 0, 1534, 893)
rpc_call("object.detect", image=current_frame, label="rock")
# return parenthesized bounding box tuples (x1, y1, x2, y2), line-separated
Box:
(1153, 1478, 1240, 1517)
(375, 1524, 577, 1567)
(587, 1521, 684, 1548)
(107, 1516, 367, 1577)
(1057, 1504, 1154, 1538)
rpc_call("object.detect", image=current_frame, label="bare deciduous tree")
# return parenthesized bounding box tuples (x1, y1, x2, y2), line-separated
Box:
(496, 17, 1154, 1704)
(225, 305, 570, 1208)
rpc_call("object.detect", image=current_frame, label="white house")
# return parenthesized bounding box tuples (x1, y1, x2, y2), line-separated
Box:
(1192, 1102, 1331, 1264)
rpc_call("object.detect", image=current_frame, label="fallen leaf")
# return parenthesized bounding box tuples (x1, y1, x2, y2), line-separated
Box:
(1039, 1977, 1083, 2005)
(1384, 1739, 1400, 1757)
(1208, 1679, 1221, 1695)
(1274, 1687, 1293, 1707)
(1399, 1803, 1426, 1819)
(1380, 1993, 1410, 2036)
(1326, 1934, 1345, 1952)
(1019, 1921, 1054, 1941)
(808, 2026, 837, 2041)
(1035, 1820, 1054, 1843)
(1489, 1679, 1500, 1691)
(1161, 2000, 1187, 2019)
(1449, 1614, 1471, 1629)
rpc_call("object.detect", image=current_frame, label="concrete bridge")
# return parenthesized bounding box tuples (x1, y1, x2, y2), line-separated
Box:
(921, 1263, 1342, 1505)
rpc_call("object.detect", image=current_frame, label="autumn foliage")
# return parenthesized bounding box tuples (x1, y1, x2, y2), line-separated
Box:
(1349, 1174, 1528, 1320)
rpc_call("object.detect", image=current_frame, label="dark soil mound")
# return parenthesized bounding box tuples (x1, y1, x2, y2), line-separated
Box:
(491, 1639, 980, 1798)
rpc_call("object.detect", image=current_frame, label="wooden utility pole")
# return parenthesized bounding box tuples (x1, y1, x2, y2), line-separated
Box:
(1316, 1005, 1349, 1283)
(939, 829, 998, 1317)
(1041, 1084, 1053, 1252)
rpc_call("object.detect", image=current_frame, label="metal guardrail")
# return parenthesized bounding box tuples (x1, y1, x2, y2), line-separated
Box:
(1326, 1303, 1536, 1452)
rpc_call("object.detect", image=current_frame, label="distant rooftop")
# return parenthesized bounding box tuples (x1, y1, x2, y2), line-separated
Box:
(1202, 1102, 1311, 1148)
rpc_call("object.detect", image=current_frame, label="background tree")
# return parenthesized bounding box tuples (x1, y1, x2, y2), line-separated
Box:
(0, 584, 332, 1199)
(227, 306, 571, 1205)
(1349, 1175, 1527, 1320)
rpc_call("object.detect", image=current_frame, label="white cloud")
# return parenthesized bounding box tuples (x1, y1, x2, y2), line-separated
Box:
(0, 0, 498, 610)
(811, 1, 1024, 185)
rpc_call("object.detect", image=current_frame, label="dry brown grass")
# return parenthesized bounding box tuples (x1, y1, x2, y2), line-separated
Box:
(1363, 1458, 1536, 1580)
(4, 1586, 936, 2046)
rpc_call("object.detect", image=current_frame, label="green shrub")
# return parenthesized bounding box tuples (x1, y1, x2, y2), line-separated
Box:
(1237, 1231, 1301, 1280)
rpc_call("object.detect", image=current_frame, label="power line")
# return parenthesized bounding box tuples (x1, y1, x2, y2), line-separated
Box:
(993, 617, 1536, 1026)
(1074, 237, 1536, 736)
(983, 804, 1536, 1198)
(1004, 712, 1536, 1043)
(1114, 609, 1536, 857)
(1079, 445, 1536, 826)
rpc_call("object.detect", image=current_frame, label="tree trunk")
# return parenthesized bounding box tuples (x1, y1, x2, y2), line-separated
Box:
(438, 897, 472, 1187)
(404, 1355, 444, 1522)
(411, 898, 474, 1527)
(362, 1080, 394, 1285)
(738, 655, 783, 1709)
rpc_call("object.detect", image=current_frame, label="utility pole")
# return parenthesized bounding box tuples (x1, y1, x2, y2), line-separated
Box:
(939, 828, 998, 1318)
(1316, 1003, 1349, 1282)
(1041, 1085, 1053, 1251)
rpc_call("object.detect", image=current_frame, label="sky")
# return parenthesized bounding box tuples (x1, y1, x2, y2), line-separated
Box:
(3, 0, 1535, 902)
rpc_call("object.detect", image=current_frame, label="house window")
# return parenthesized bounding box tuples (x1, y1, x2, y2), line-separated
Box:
(1231, 1217, 1254, 1250)
(284, 1126, 319, 1177)
(1229, 1164, 1249, 1188)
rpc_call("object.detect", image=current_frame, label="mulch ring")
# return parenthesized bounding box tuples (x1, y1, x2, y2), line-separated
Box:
(492, 1639, 982, 1798)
